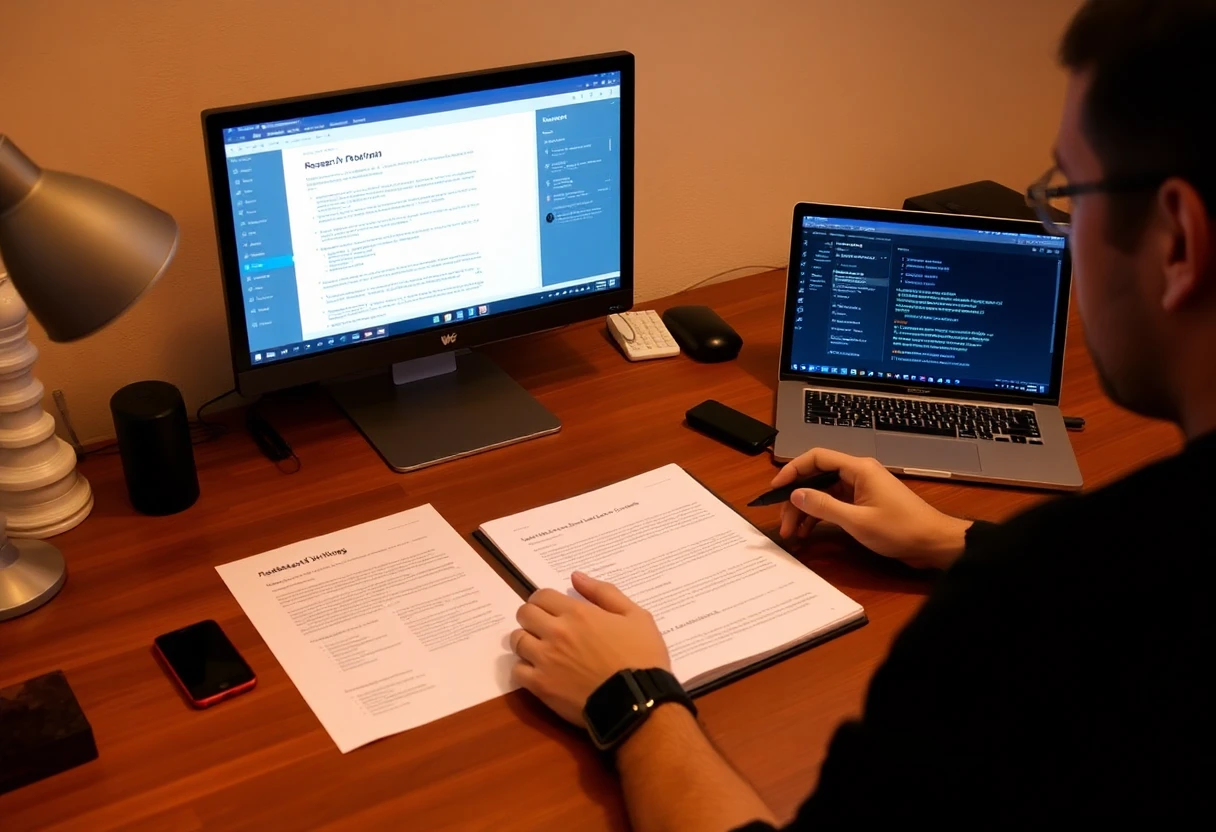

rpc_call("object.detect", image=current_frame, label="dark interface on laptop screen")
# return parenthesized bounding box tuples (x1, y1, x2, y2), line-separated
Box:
(788, 215, 1068, 395)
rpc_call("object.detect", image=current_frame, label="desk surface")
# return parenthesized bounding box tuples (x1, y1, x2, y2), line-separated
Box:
(1, 270, 1180, 831)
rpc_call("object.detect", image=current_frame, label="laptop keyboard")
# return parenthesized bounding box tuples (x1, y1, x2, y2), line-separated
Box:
(804, 390, 1042, 444)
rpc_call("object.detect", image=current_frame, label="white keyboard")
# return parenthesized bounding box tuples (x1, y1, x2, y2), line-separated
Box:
(607, 310, 681, 361)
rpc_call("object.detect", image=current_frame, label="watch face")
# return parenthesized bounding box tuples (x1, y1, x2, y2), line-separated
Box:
(584, 673, 642, 748)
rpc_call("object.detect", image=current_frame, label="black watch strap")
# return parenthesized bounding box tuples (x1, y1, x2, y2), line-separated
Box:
(583, 668, 696, 751)
(634, 668, 696, 717)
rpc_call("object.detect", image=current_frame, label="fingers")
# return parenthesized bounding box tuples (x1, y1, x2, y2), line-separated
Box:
(779, 500, 800, 538)
(779, 447, 876, 487)
(528, 587, 579, 615)
(571, 571, 635, 615)
(791, 485, 863, 528)
(510, 659, 538, 691)
(509, 628, 541, 663)
(770, 460, 800, 488)
(797, 513, 818, 539)
(516, 602, 557, 638)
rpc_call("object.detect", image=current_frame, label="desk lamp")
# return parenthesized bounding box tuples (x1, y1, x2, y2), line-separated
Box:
(0, 135, 178, 621)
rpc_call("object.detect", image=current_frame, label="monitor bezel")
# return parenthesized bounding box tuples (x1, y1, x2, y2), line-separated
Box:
(780, 202, 1073, 406)
(202, 52, 634, 396)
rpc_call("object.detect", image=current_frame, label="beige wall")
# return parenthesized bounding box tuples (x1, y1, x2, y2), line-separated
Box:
(1, 0, 1082, 442)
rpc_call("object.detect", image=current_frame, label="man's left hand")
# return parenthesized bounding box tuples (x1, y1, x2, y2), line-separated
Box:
(510, 571, 672, 725)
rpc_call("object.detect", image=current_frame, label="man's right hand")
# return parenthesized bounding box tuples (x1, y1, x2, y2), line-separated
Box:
(772, 448, 973, 570)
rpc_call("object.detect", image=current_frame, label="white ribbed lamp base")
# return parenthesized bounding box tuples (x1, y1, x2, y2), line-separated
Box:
(0, 274, 93, 539)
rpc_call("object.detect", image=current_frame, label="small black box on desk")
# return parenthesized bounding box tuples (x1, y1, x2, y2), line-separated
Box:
(0, 670, 99, 795)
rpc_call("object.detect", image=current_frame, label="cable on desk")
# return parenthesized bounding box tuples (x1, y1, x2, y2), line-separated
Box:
(78, 441, 120, 458)
(680, 264, 785, 293)
(192, 387, 237, 444)
(69, 387, 239, 460)
(53, 389, 122, 459)
(52, 390, 87, 457)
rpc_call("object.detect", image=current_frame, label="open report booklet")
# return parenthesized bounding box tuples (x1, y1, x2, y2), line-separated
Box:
(216, 466, 865, 752)
(477, 464, 866, 694)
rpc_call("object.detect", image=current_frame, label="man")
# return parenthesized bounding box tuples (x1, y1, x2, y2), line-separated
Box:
(508, 0, 1215, 826)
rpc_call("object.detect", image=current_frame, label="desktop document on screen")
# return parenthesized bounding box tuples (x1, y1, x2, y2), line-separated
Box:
(280, 112, 542, 342)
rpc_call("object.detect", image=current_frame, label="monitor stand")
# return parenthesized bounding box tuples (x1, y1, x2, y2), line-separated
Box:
(326, 350, 561, 472)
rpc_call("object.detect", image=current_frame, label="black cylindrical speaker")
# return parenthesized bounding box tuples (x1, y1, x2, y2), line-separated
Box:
(110, 381, 199, 515)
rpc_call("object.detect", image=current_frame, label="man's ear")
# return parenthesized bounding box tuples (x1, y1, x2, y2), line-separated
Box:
(1158, 178, 1212, 312)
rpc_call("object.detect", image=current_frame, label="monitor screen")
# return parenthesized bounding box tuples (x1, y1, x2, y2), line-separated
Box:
(216, 69, 624, 367)
(785, 214, 1069, 398)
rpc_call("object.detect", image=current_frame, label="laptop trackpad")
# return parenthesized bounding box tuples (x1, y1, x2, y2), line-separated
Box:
(875, 434, 982, 473)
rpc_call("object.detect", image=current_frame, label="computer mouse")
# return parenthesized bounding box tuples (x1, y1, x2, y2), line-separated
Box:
(661, 305, 743, 363)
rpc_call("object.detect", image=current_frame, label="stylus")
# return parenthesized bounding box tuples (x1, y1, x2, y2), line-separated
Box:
(747, 471, 841, 507)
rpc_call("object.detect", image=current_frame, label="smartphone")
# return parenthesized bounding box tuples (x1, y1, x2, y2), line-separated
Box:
(153, 620, 257, 708)
(686, 400, 778, 455)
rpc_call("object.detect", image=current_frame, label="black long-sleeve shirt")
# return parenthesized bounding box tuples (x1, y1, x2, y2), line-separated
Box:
(742, 431, 1214, 826)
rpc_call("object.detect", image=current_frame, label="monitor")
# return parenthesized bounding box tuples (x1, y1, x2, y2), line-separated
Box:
(203, 53, 634, 470)
(781, 204, 1072, 404)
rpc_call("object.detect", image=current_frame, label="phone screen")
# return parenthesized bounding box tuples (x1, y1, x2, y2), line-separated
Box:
(154, 620, 254, 702)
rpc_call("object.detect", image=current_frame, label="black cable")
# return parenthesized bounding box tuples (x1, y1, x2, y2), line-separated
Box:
(52, 390, 87, 457)
(196, 387, 237, 427)
(191, 387, 238, 444)
(681, 264, 785, 293)
(79, 441, 121, 458)
(76, 387, 237, 460)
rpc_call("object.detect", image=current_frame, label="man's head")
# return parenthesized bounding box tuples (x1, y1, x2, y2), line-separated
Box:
(1053, 0, 1216, 431)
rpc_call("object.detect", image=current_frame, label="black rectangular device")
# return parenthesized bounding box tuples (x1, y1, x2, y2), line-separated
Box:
(903, 179, 1070, 224)
(686, 400, 778, 455)
(202, 52, 635, 397)
(153, 620, 257, 709)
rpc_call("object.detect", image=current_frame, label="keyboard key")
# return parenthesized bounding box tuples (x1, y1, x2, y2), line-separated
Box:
(995, 436, 1011, 442)
(876, 420, 956, 438)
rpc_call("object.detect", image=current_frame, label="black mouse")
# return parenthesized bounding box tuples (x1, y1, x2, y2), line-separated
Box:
(661, 305, 743, 363)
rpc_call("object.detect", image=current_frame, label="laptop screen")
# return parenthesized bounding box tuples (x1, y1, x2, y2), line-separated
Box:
(785, 212, 1070, 398)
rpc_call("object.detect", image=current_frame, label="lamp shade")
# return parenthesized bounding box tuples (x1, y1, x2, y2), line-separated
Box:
(0, 135, 178, 342)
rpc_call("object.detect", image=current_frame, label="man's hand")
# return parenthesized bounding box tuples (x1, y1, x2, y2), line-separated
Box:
(773, 447, 973, 570)
(510, 571, 671, 726)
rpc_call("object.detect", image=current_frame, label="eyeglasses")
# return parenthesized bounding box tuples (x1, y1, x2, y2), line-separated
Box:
(1025, 165, 1166, 236)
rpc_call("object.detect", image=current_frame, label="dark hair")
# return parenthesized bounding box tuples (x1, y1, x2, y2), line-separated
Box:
(1060, 0, 1216, 242)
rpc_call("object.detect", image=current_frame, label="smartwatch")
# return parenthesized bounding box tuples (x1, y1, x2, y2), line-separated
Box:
(582, 668, 697, 751)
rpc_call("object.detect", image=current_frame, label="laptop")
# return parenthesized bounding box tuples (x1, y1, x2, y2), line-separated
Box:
(773, 203, 1082, 491)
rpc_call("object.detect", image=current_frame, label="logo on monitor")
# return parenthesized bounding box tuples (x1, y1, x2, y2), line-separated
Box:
(440, 333, 458, 346)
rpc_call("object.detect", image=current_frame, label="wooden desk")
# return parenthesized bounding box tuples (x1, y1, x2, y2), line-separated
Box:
(1, 271, 1180, 831)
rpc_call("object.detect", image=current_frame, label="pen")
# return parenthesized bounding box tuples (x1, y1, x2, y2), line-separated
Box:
(747, 470, 841, 507)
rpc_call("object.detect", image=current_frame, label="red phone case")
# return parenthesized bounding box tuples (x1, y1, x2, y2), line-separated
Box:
(153, 643, 257, 709)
